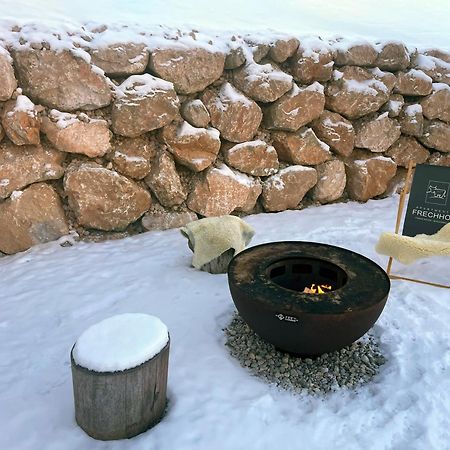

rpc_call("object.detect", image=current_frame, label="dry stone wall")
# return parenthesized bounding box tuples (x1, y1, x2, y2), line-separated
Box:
(0, 32, 449, 254)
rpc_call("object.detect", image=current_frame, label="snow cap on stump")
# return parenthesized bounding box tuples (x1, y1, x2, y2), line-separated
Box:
(73, 313, 169, 372)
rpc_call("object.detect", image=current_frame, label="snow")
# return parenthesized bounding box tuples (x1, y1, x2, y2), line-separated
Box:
(0, 196, 449, 450)
(244, 61, 293, 84)
(115, 74, 175, 99)
(433, 82, 450, 92)
(0, 1, 449, 50)
(343, 78, 388, 96)
(113, 150, 147, 164)
(48, 110, 79, 129)
(214, 163, 255, 187)
(406, 68, 433, 83)
(177, 121, 220, 139)
(404, 104, 423, 116)
(13, 95, 35, 113)
(215, 82, 254, 111)
(72, 313, 169, 372)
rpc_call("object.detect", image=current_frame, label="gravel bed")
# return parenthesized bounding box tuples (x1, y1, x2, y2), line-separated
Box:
(224, 313, 386, 395)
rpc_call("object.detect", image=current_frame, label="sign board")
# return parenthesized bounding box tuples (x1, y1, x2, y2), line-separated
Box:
(403, 164, 450, 237)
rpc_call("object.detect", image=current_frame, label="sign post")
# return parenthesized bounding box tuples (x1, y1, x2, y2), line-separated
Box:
(386, 162, 450, 289)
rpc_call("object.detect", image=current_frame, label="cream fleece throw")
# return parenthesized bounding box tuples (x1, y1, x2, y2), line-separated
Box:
(376, 222, 450, 264)
(180, 215, 255, 269)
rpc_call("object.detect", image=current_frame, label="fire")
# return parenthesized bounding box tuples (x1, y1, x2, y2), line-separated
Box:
(303, 283, 332, 294)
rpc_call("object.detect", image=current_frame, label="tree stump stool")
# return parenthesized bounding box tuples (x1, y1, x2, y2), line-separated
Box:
(71, 313, 169, 440)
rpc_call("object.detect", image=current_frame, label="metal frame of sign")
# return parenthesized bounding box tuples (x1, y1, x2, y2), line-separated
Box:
(386, 161, 450, 289)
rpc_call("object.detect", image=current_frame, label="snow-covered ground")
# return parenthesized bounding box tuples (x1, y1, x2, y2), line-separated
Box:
(1, 196, 449, 450)
(0, 0, 449, 50)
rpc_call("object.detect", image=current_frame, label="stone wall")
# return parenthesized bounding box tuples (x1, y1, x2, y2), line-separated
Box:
(0, 32, 449, 254)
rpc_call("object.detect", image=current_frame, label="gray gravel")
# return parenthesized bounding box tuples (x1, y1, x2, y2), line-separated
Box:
(224, 313, 386, 395)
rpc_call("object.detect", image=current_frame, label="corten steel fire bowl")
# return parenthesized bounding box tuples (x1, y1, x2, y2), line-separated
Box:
(227, 241, 390, 356)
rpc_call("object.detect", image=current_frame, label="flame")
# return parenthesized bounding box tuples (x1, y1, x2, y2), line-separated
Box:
(303, 283, 332, 294)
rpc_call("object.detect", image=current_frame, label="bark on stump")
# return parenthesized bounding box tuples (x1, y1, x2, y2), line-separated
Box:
(71, 340, 169, 440)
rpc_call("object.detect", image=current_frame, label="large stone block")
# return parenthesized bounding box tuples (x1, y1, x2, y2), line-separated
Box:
(0, 183, 69, 254)
(222, 140, 279, 176)
(261, 166, 317, 212)
(334, 42, 378, 67)
(354, 113, 401, 152)
(326, 66, 395, 119)
(398, 104, 424, 137)
(0, 142, 65, 199)
(41, 110, 111, 157)
(149, 47, 225, 94)
(162, 120, 221, 172)
(395, 69, 433, 96)
(187, 163, 260, 216)
(288, 40, 334, 84)
(385, 136, 430, 167)
(418, 120, 450, 152)
(1, 95, 40, 146)
(110, 135, 156, 180)
(232, 61, 293, 103)
(90, 43, 149, 76)
(421, 84, 450, 123)
(13, 48, 112, 111)
(0, 47, 17, 101)
(145, 151, 186, 207)
(345, 152, 397, 201)
(271, 128, 332, 165)
(202, 82, 262, 143)
(311, 110, 355, 156)
(311, 160, 346, 204)
(263, 82, 325, 131)
(111, 74, 179, 137)
(64, 162, 151, 231)
(375, 42, 410, 71)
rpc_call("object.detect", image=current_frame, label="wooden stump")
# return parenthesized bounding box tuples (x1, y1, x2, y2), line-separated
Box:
(71, 340, 169, 440)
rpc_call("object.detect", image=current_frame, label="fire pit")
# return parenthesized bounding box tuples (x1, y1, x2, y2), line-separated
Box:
(227, 241, 390, 356)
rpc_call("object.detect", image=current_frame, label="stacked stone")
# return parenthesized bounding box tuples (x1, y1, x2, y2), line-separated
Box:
(0, 34, 449, 254)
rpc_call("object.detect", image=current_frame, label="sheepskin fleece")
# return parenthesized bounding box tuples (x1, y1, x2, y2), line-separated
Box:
(375, 222, 450, 264)
(180, 216, 255, 269)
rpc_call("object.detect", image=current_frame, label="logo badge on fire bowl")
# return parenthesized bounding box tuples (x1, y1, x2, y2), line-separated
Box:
(425, 180, 449, 206)
(275, 313, 299, 323)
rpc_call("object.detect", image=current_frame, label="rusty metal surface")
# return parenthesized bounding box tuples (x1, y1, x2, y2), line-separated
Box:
(227, 241, 390, 356)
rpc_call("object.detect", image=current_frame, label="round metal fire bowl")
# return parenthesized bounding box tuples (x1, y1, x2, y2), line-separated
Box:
(227, 241, 390, 356)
